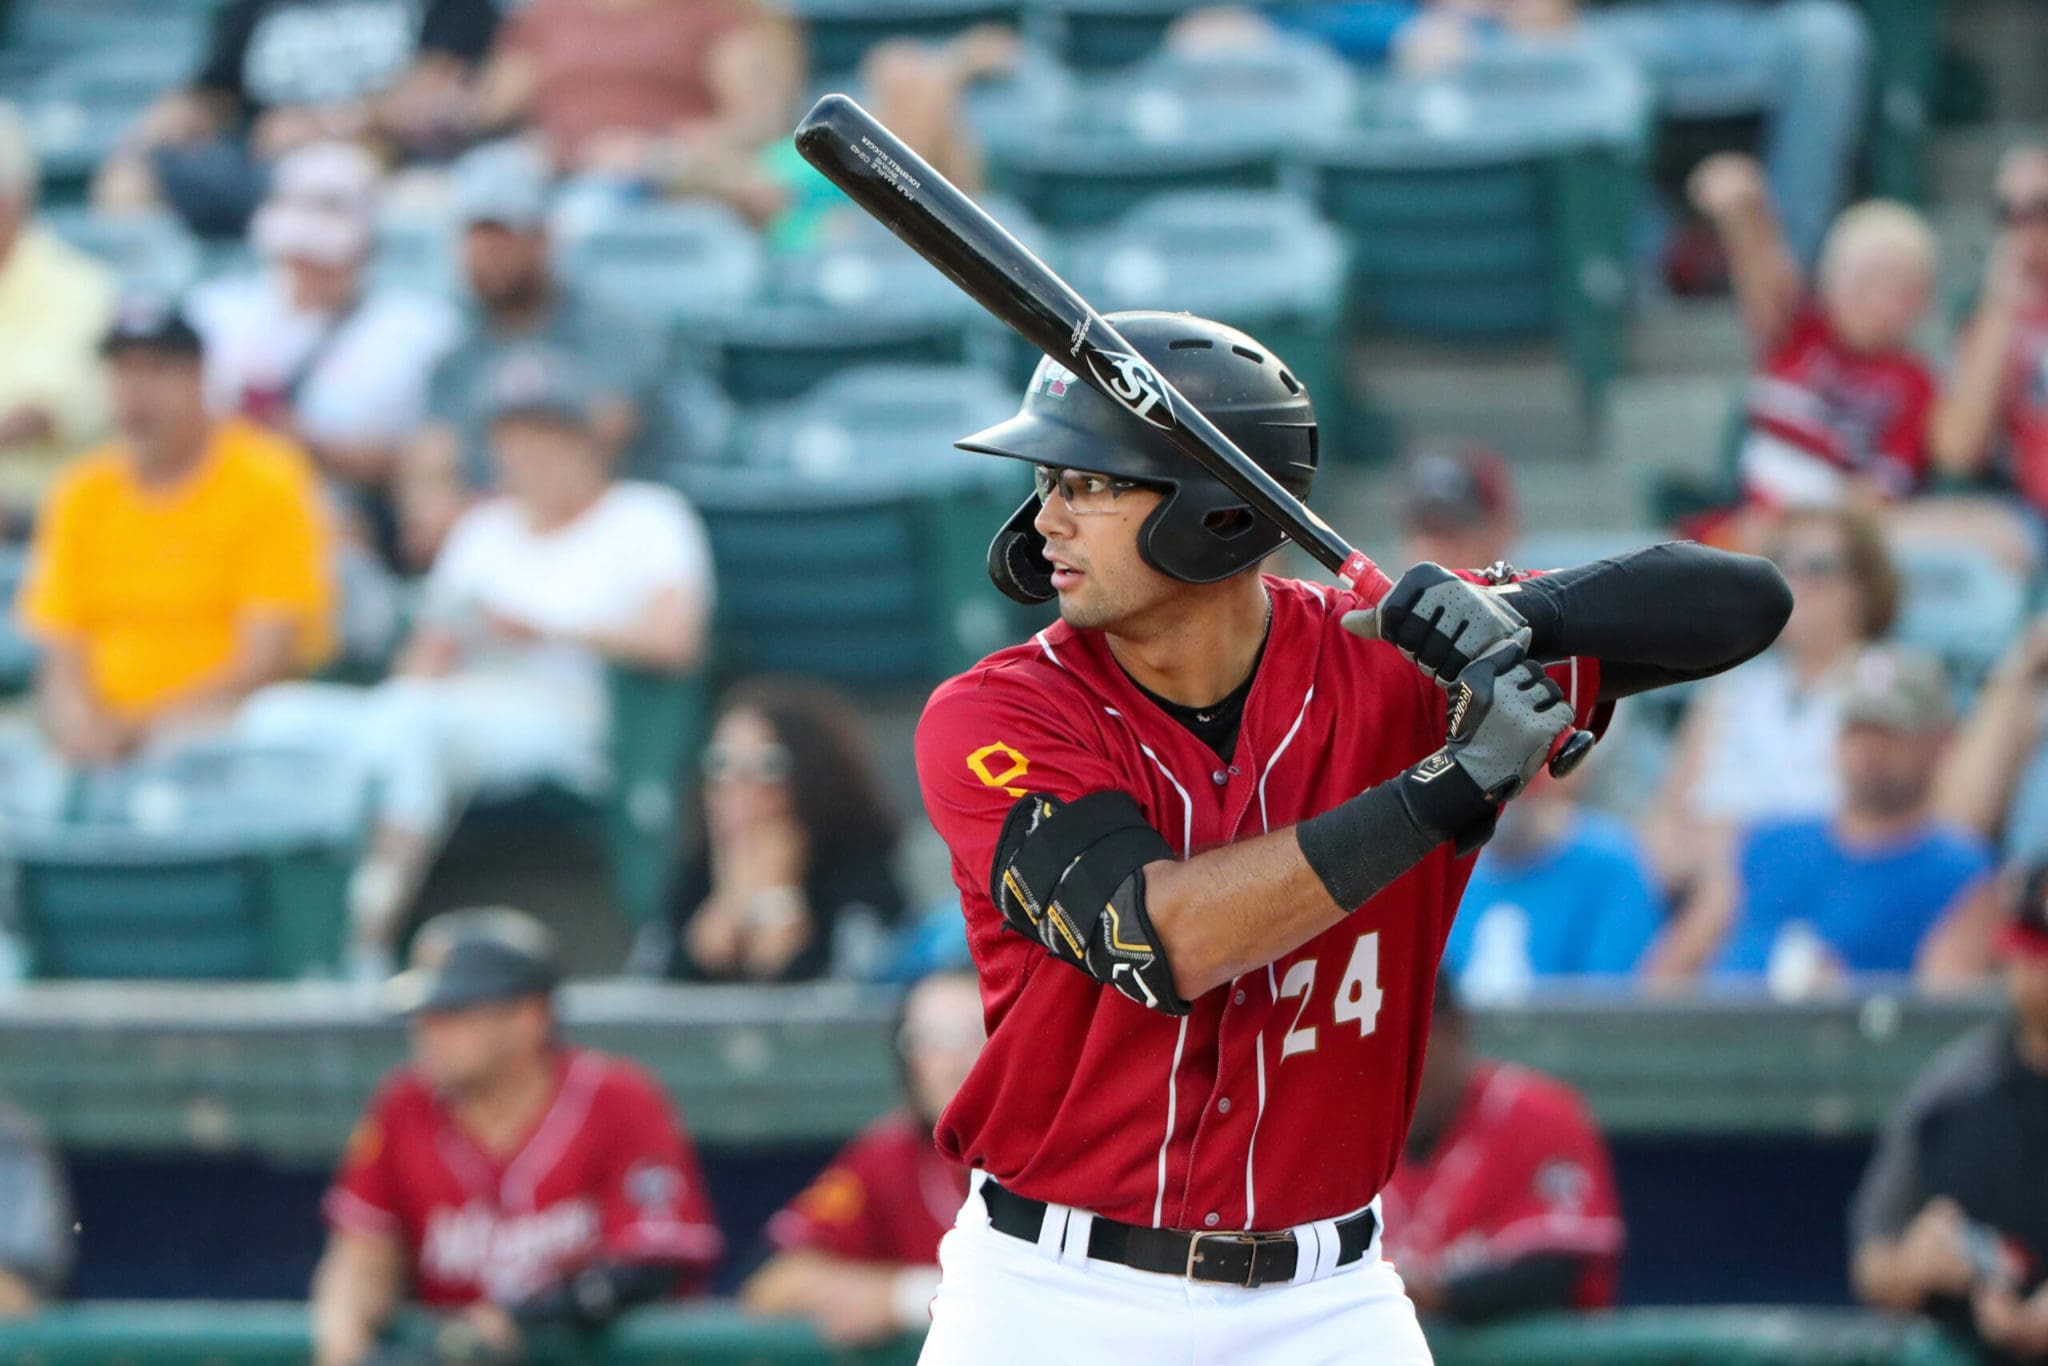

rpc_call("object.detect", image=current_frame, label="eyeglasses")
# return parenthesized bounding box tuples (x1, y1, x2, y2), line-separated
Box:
(1998, 197, 2048, 228)
(701, 742, 794, 784)
(1033, 465, 1156, 516)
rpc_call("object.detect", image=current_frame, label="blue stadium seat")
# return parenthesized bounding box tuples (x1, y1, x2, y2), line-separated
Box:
(786, 0, 1023, 81)
(9, 744, 370, 980)
(40, 207, 202, 297)
(560, 202, 764, 335)
(681, 461, 1032, 689)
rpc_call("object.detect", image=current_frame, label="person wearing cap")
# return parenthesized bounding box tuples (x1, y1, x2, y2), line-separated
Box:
(741, 970, 982, 1346)
(1396, 443, 1518, 575)
(1648, 644, 1997, 989)
(1850, 865, 2048, 1362)
(241, 344, 712, 965)
(15, 297, 333, 766)
(0, 101, 116, 532)
(187, 142, 459, 551)
(313, 907, 722, 1366)
(397, 141, 671, 571)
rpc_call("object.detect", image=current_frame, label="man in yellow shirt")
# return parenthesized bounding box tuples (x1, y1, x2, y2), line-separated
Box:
(19, 299, 334, 765)
(0, 101, 117, 531)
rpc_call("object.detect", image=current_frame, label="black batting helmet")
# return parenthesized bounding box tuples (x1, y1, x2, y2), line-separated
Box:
(958, 311, 1318, 604)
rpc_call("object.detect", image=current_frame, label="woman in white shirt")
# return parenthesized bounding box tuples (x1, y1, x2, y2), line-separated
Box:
(242, 347, 713, 969)
(1641, 504, 1901, 894)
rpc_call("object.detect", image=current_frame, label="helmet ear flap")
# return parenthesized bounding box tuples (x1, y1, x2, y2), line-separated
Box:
(988, 494, 1055, 605)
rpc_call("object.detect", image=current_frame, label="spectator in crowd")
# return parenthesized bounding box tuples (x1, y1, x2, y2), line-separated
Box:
(1938, 619, 2048, 864)
(1648, 645, 1997, 990)
(1447, 763, 1664, 999)
(1851, 862, 2048, 1363)
(1642, 504, 1899, 892)
(187, 141, 459, 557)
(1689, 151, 1937, 514)
(18, 299, 332, 769)
(1931, 145, 2048, 514)
(1396, 443, 1516, 575)
(94, 0, 498, 238)
(398, 141, 669, 570)
(1380, 972, 1624, 1321)
(243, 348, 711, 968)
(638, 679, 907, 983)
(466, 0, 801, 224)
(741, 970, 983, 1345)
(1175, 2, 1869, 270)
(0, 103, 115, 535)
(313, 908, 721, 1366)
(0, 1098, 72, 1316)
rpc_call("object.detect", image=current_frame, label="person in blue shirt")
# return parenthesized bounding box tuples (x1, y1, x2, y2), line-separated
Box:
(1446, 765, 1664, 998)
(1650, 645, 1999, 991)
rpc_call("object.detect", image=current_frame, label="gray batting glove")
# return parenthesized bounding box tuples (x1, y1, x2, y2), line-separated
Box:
(1401, 637, 1573, 854)
(1343, 562, 1530, 689)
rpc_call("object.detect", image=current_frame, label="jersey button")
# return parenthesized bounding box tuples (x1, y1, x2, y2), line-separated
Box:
(1204, 1213, 1221, 1228)
(1233, 989, 1246, 1006)
(1217, 1097, 1232, 1114)
(1228, 765, 1240, 776)
(1211, 770, 1227, 786)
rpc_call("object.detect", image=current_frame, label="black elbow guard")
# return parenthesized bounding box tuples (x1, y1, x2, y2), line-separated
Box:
(990, 791, 1189, 1015)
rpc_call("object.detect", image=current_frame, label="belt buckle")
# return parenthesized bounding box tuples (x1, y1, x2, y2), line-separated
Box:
(1185, 1228, 1294, 1288)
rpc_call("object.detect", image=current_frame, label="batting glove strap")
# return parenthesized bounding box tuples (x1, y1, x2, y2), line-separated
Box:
(1349, 562, 1532, 688)
(1408, 639, 1574, 854)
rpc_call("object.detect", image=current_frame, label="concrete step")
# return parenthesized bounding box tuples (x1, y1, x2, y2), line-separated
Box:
(1626, 296, 1748, 377)
(1346, 338, 1592, 467)
(1602, 373, 1739, 489)
(1944, 0, 2048, 124)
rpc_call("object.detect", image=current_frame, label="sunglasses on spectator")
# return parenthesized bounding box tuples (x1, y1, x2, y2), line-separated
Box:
(1998, 197, 2048, 228)
(1774, 552, 1847, 579)
(1033, 465, 1158, 516)
(702, 743, 794, 784)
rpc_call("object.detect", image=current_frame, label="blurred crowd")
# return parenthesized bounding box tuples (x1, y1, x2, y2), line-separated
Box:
(6, 0, 2048, 1359)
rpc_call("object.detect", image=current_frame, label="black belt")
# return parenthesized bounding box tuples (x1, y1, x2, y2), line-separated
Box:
(980, 1178, 1376, 1289)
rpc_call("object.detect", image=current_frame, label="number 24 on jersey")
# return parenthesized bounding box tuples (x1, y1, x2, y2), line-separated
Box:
(1274, 932, 1384, 1060)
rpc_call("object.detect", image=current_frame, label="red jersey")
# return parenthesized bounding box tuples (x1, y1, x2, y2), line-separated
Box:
(764, 1111, 968, 1265)
(1741, 300, 1935, 505)
(323, 1048, 723, 1306)
(914, 574, 1604, 1234)
(1993, 299, 2048, 515)
(1379, 1061, 1623, 1310)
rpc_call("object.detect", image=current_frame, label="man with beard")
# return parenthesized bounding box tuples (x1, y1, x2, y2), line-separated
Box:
(396, 141, 670, 570)
(741, 972, 984, 1346)
(1657, 644, 1998, 988)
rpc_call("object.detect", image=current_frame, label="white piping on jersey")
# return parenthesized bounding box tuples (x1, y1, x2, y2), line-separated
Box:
(1100, 704, 1195, 1228)
(1255, 685, 1316, 835)
(501, 1053, 600, 1211)
(1034, 629, 1061, 668)
(1241, 677, 1306, 1229)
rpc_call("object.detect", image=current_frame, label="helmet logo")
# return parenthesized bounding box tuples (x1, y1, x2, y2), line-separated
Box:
(1030, 357, 1075, 400)
(1084, 349, 1175, 430)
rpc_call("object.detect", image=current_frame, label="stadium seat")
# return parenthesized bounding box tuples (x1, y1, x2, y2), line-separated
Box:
(1031, 0, 1212, 71)
(731, 361, 1017, 476)
(694, 307, 974, 409)
(984, 38, 1356, 230)
(1889, 538, 2028, 689)
(559, 202, 764, 337)
(786, 0, 1023, 82)
(0, 546, 37, 697)
(1060, 189, 1351, 457)
(681, 462, 1033, 690)
(1303, 46, 1648, 404)
(598, 666, 711, 930)
(40, 206, 202, 297)
(368, 214, 458, 299)
(17, 44, 198, 190)
(9, 744, 370, 980)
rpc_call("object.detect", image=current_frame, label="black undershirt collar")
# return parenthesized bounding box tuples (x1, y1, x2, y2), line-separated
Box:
(1123, 614, 1271, 763)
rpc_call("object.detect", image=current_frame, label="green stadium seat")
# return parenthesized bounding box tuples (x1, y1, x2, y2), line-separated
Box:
(368, 214, 458, 299)
(10, 745, 369, 980)
(682, 462, 1032, 690)
(1304, 46, 1648, 404)
(18, 44, 198, 189)
(787, 0, 1023, 82)
(40, 206, 202, 297)
(696, 307, 973, 409)
(1060, 189, 1351, 458)
(597, 665, 711, 929)
(0, 546, 37, 696)
(729, 361, 1017, 475)
(560, 202, 764, 335)
(1031, 0, 1211, 71)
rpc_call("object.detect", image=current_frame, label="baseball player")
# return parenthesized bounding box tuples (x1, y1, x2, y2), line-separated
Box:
(912, 310, 1792, 1363)
(313, 908, 722, 1366)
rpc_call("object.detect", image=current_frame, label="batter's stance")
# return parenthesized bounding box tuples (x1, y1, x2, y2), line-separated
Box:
(913, 312, 1792, 1364)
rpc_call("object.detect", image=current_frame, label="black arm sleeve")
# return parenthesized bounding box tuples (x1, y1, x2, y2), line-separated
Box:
(1436, 1253, 1588, 1323)
(508, 1259, 680, 1334)
(1508, 542, 1792, 702)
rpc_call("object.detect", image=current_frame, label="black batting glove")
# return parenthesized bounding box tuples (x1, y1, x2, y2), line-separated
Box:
(1344, 562, 1531, 689)
(1398, 638, 1573, 855)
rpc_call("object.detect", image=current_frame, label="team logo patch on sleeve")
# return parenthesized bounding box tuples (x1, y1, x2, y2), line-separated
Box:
(626, 1160, 684, 1213)
(967, 741, 1031, 797)
(1535, 1159, 1590, 1213)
